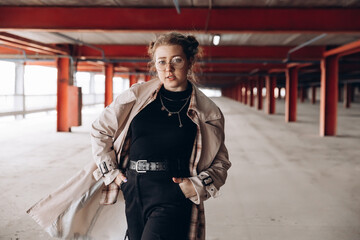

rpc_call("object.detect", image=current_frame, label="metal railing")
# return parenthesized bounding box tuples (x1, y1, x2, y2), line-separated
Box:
(0, 93, 105, 117)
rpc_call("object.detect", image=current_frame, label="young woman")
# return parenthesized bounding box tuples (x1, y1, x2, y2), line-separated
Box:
(27, 32, 231, 240)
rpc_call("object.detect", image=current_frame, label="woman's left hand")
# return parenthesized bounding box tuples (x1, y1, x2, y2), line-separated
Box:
(172, 177, 197, 198)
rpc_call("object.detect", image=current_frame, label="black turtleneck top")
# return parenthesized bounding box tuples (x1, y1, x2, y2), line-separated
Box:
(128, 83, 197, 177)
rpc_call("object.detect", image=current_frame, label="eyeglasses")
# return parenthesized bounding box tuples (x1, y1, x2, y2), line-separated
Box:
(155, 56, 185, 71)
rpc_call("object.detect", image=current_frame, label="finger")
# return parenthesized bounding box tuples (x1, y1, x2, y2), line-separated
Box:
(172, 177, 183, 183)
(118, 172, 127, 183)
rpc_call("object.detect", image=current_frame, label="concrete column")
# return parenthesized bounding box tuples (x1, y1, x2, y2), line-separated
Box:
(105, 63, 114, 107)
(277, 87, 282, 99)
(266, 75, 276, 114)
(232, 85, 237, 100)
(344, 82, 351, 108)
(14, 62, 25, 119)
(249, 80, 254, 107)
(129, 74, 138, 87)
(238, 81, 243, 103)
(285, 67, 298, 122)
(243, 79, 248, 105)
(57, 57, 72, 132)
(311, 86, 316, 104)
(257, 77, 263, 110)
(300, 86, 306, 103)
(320, 55, 339, 136)
(235, 84, 240, 101)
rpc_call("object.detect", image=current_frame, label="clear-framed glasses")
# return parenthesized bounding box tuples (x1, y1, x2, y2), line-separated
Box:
(155, 56, 185, 71)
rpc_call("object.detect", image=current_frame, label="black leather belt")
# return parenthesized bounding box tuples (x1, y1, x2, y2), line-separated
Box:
(129, 160, 167, 173)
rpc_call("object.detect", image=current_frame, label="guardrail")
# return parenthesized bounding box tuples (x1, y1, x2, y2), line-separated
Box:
(0, 93, 106, 117)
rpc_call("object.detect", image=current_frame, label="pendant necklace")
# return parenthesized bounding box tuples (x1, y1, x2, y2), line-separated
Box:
(159, 93, 191, 128)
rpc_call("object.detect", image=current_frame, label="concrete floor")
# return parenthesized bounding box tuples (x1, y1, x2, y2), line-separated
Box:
(0, 97, 360, 240)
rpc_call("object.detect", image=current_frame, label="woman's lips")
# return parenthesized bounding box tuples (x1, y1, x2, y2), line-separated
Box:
(166, 75, 175, 80)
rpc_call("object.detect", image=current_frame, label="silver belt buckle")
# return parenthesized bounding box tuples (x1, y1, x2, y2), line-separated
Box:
(135, 160, 147, 173)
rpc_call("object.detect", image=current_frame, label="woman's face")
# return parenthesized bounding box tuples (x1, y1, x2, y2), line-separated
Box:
(154, 45, 190, 92)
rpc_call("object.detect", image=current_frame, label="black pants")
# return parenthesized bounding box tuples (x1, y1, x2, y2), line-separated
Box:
(121, 170, 192, 240)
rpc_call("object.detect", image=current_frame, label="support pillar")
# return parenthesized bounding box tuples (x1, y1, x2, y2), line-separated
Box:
(234, 84, 238, 101)
(105, 63, 114, 107)
(57, 57, 71, 132)
(249, 79, 254, 107)
(130, 74, 138, 87)
(145, 75, 151, 82)
(344, 82, 351, 108)
(285, 67, 298, 122)
(243, 79, 248, 105)
(266, 75, 276, 114)
(238, 82, 243, 102)
(311, 86, 316, 104)
(320, 55, 339, 136)
(14, 62, 25, 119)
(257, 77, 263, 110)
(277, 87, 282, 99)
(300, 86, 306, 103)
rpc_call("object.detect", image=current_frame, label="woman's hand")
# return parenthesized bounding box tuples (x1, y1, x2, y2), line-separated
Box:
(172, 177, 197, 198)
(115, 172, 127, 187)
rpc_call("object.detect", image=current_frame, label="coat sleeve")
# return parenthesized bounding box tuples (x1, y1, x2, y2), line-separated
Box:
(90, 88, 136, 185)
(188, 111, 231, 204)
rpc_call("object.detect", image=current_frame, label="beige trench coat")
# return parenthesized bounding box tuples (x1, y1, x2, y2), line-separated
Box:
(27, 79, 231, 239)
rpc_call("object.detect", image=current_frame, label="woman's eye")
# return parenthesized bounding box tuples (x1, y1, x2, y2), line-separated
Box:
(157, 60, 166, 65)
(173, 57, 183, 63)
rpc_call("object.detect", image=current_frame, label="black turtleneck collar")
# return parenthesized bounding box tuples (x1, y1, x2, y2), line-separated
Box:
(160, 82, 192, 101)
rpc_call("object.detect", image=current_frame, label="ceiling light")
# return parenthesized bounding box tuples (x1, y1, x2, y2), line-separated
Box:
(213, 34, 221, 46)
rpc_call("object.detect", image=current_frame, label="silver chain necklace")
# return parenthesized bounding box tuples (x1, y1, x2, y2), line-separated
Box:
(159, 93, 191, 128)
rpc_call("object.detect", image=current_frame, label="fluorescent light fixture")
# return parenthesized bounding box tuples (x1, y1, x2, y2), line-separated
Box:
(213, 34, 221, 46)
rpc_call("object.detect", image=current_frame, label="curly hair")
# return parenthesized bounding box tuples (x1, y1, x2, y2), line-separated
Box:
(147, 32, 201, 81)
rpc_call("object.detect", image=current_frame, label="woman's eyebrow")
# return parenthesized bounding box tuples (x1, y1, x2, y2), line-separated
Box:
(156, 55, 181, 59)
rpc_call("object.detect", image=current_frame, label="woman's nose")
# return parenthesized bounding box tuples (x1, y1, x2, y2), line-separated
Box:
(165, 62, 174, 71)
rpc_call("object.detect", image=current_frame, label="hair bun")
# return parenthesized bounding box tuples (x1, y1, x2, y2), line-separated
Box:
(187, 35, 199, 47)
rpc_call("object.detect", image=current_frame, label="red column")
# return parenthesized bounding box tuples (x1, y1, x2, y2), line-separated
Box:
(145, 75, 151, 82)
(257, 77, 263, 110)
(300, 86, 306, 103)
(232, 86, 237, 100)
(277, 87, 282, 99)
(249, 79, 254, 107)
(344, 82, 351, 108)
(57, 57, 70, 132)
(129, 74, 138, 87)
(266, 75, 276, 114)
(221, 88, 226, 97)
(311, 86, 316, 104)
(238, 81, 243, 103)
(243, 79, 248, 105)
(285, 67, 298, 122)
(320, 55, 339, 136)
(104, 63, 114, 107)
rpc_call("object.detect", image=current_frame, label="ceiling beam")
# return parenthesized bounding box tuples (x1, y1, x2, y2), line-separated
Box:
(76, 45, 325, 60)
(0, 7, 360, 32)
(324, 39, 360, 58)
(0, 32, 68, 55)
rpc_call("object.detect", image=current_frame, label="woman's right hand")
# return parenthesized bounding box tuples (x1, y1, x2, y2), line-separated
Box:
(114, 172, 127, 187)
